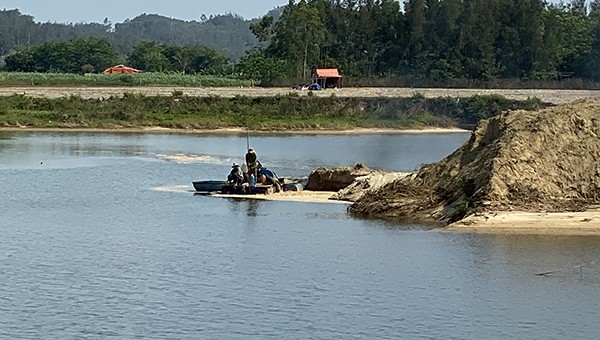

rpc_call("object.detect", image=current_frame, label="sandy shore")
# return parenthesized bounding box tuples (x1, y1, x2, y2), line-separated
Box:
(1, 86, 599, 104)
(444, 208, 600, 235)
(0, 126, 469, 135)
(211, 190, 349, 204)
(263, 191, 600, 234)
(210, 192, 600, 236)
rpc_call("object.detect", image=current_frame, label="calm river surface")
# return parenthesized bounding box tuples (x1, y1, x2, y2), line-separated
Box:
(1, 131, 600, 339)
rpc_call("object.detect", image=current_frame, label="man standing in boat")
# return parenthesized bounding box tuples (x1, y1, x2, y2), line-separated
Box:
(245, 148, 258, 181)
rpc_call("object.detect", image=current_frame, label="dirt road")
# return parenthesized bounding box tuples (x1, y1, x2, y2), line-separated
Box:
(1, 86, 599, 104)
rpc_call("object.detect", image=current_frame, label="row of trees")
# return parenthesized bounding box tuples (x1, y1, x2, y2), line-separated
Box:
(126, 42, 230, 74)
(3, 38, 232, 75)
(3, 37, 119, 73)
(249, 0, 600, 81)
(4, 1, 600, 83)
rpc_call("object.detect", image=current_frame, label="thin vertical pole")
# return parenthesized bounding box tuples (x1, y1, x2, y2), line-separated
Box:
(246, 126, 250, 151)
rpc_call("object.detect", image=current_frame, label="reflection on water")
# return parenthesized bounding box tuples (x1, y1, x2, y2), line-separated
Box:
(478, 234, 600, 283)
(226, 199, 264, 217)
(0, 131, 13, 140)
(1, 132, 600, 339)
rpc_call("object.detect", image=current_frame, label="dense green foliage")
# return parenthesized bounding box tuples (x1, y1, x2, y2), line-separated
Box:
(126, 42, 231, 74)
(0, 93, 541, 130)
(235, 50, 287, 84)
(3, 38, 233, 76)
(4, 37, 121, 73)
(252, 0, 600, 82)
(3, 1, 600, 85)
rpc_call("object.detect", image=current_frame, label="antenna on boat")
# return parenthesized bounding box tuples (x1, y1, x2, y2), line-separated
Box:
(246, 121, 250, 150)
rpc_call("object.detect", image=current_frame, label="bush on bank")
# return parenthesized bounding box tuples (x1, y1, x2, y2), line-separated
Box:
(0, 93, 542, 130)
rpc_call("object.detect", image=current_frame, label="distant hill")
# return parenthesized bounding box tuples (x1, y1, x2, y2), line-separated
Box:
(110, 13, 257, 61)
(0, 8, 283, 62)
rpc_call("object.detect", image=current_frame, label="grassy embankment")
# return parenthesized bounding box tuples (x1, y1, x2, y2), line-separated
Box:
(0, 72, 252, 87)
(0, 92, 542, 130)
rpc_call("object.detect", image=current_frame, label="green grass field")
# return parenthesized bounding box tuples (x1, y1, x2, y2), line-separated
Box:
(0, 72, 253, 87)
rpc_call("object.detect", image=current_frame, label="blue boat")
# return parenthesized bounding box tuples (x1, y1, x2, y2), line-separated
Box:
(192, 180, 227, 193)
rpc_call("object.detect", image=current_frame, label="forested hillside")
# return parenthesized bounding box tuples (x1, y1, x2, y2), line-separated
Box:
(0, 9, 259, 61)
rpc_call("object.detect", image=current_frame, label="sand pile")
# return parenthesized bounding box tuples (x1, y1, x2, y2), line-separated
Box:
(305, 164, 374, 191)
(350, 98, 600, 224)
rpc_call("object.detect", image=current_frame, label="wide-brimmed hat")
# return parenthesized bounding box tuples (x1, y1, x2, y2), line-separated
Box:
(232, 163, 239, 167)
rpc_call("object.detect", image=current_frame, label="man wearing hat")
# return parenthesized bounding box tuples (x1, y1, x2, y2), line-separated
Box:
(227, 163, 243, 187)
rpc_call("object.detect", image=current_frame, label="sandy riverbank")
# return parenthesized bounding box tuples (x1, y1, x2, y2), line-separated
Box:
(212, 190, 348, 204)
(0, 126, 469, 135)
(264, 190, 600, 234)
(443, 208, 600, 235)
(213, 189, 600, 236)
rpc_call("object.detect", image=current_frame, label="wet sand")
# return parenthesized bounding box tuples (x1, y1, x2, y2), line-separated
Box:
(211, 190, 349, 204)
(443, 208, 600, 235)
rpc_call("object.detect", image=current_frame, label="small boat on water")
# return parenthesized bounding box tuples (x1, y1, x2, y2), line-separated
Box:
(192, 180, 228, 193)
(192, 162, 300, 196)
(192, 180, 275, 195)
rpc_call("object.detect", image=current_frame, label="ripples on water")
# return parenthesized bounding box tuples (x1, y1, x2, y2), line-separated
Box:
(156, 153, 226, 165)
(1, 132, 600, 339)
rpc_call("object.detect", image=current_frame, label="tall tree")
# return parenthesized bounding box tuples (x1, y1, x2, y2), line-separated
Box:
(559, 4, 594, 75)
(585, 0, 600, 80)
(455, 0, 500, 79)
(127, 41, 170, 72)
(403, 0, 427, 75)
(266, 0, 326, 79)
(249, 15, 275, 43)
(536, 6, 567, 78)
(372, 0, 403, 75)
(236, 49, 285, 83)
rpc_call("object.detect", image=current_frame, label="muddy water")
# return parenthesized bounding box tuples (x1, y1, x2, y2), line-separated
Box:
(1, 131, 600, 339)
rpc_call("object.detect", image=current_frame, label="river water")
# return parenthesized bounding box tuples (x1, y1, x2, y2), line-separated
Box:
(1, 131, 600, 339)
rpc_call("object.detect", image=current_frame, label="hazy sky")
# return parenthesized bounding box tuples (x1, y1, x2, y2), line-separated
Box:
(1, 0, 288, 23)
